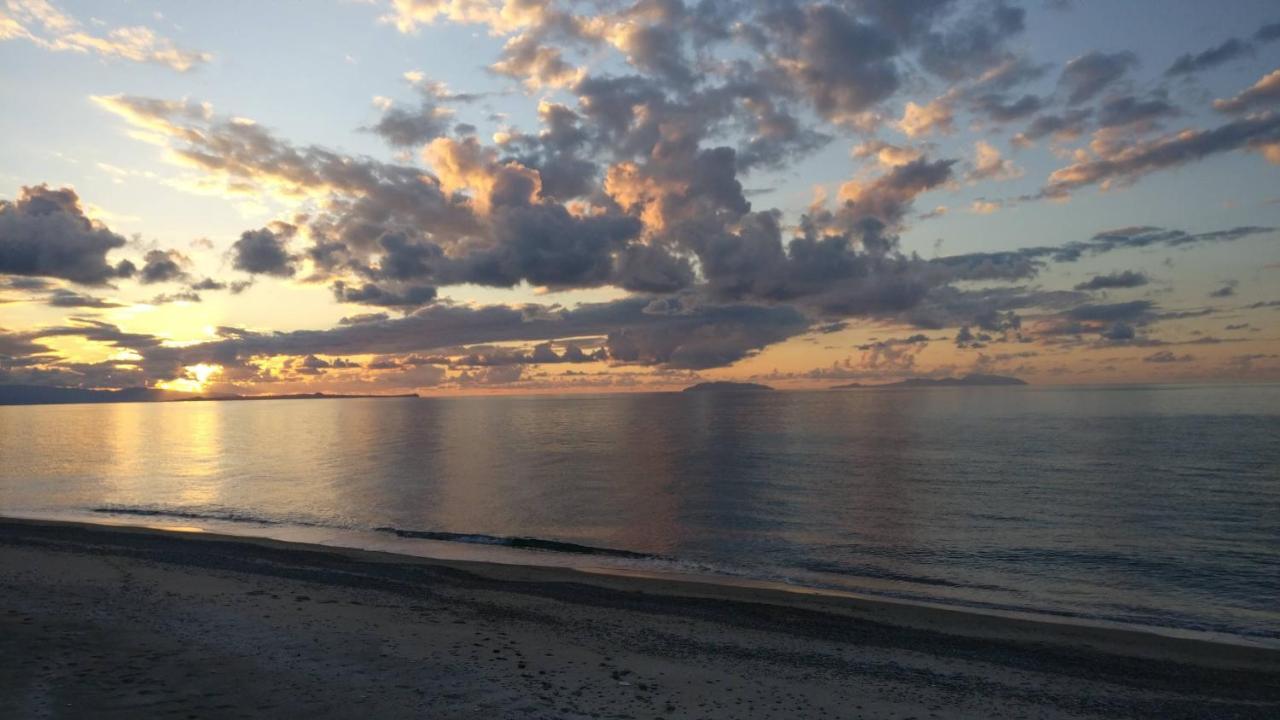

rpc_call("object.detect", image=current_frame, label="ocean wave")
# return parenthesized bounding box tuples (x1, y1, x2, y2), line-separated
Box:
(373, 527, 661, 559)
(89, 506, 309, 527)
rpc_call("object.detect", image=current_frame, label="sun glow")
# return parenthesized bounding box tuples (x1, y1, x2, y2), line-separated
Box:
(155, 363, 222, 394)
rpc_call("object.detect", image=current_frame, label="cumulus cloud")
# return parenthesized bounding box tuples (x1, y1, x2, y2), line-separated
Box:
(40, 2, 1275, 391)
(139, 249, 189, 284)
(0, 184, 135, 284)
(232, 225, 298, 277)
(897, 96, 954, 137)
(968, 140, 1022, 181)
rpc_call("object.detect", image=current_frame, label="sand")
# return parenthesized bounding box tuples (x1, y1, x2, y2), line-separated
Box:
(0, 517, 1276, 719)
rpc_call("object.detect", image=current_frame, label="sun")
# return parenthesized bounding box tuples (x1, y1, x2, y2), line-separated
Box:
(155, 363, 223, 394)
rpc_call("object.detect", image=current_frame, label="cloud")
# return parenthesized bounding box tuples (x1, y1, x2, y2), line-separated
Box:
(1213, 69, 1280, 115)
(968, 140, 1022, 181)
(149, 290, 202, 305)
(1058, 51, 1137, 105)
(1042, 112, 1280, 197)
(45, 289, 124, 308)
(0, 0, 210, 71)
(1013, 109, 1091, 147)
(1144, 350, 1193, 363)
(971, 92, 1043, 123)
(897, 96, 954, 138)
(232, 225, 298, 277)
(1096, 92, 1179, 129)
(1166, 38, 1253, 76)
(1209, 281, 1237, 298)
(331, 281, 438, 308)
(139, 249, 189, 284)
(0, 294, 817, 389)
(0, 184, 135, 284)
(366, 75, 480, 147)
(1073, 270, 1149, 291)
(916, 1, 1026, 81)
(772, 4, 901, 125)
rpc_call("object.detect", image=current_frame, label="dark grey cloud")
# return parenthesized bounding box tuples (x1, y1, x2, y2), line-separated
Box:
(45, 289, 124, 308)
(1099, 321, 1136, 340)
(331, 281, 438, 308)
(851, 0, 955, 43)
(188, 277, 251, 294)
(971, 92, 1043, 123)
(369, 105, 453, 147)
(1258, 22, 1280, 43)
(232, 225, 298, 277)
(1, 277, 53, 291)
(449, 342, 605, 367)
(367, 78, 482, 147)
(917, 1, 1026, 81)
(935, 225, 1271, 289)
(149, 290, 202, 305)
(1166, 38, 1253, 76)
(1096, 93, 1179, 128)
(906, 285, 1086, 330)
(772, 4, 901, 122)
(139, 249, 189, 284)
(190, 277, 224, 291)
(120, 296, 813, 376)
(1066, 300, 1154, 323)
(1073, 270, 1149, 291)
(338, 312, 390, 326)
(693, 154, 956, 317)
(0, 185, 135, 285)
(1042, 113, 1280, 197)
(1144, 350, 1193, 363)
(1013, 109, 1091, 146)
(1058, 51, 1137, 105)
(855, 333, 931, 351)
(1209, 281, 1237, 298)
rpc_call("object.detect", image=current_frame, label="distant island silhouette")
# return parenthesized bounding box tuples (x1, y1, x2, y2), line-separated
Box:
(831, 374, 1027, 389)
(682, 381, 775, 393)
(0, 385, 417, 406)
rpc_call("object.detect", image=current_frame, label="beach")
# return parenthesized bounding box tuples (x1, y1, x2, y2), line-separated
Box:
(1, 518, 1276, 719)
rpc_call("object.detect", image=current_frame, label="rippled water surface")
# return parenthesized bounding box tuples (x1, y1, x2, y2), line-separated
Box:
(2, 385, 1278, 642)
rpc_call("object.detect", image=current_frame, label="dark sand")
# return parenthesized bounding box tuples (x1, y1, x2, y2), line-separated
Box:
(1, 518, 1276, 719)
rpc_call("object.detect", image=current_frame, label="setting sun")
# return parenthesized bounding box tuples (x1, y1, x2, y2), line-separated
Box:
(155, 363, 222, 394)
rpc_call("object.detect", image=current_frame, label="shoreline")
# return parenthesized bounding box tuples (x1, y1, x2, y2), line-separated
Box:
(3, 515, 1278, 718)
(3, 515, 1277, 672)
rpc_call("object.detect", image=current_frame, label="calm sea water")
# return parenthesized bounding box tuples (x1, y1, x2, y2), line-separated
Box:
(2, 385, 1278, 644)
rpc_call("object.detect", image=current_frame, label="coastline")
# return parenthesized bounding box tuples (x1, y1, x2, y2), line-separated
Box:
(5, 513, 1279, 664)
(2, 516, 1279, 719)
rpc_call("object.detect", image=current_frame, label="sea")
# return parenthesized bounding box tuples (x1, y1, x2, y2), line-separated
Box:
(2, 384, 1277, 646)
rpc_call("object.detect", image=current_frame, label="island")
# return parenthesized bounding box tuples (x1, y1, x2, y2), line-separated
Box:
(682, 381, 775, 393)
(831, 374, 1026, 389)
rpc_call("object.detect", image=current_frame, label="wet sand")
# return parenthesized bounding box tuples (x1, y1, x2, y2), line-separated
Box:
(1, 517, 1276, 719)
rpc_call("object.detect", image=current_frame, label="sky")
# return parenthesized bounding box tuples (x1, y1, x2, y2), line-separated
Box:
(0, 0, 1278, 396)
